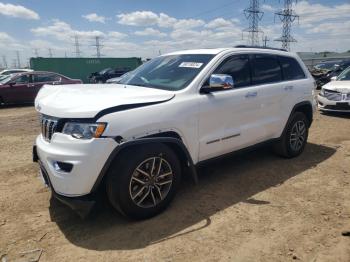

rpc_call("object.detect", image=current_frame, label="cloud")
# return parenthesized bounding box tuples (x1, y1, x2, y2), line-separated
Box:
(0, 32, 14, 42)
(117, 10, 203, 29)
(306, 20, 350, 36)
(261, 4, 275, 12)
(295, 1, 350, 25)
(158, 13, 177, 28)
(117, 11, 159, 26)
(135, 28, 166, 37)
(82, 13, 106, 23)
(31, 20, 105, 42)
(108, 31, 128, 39)
(205, 18, 234, 30)
(0, 2, 39, 20)
(173, 18, 204, 29)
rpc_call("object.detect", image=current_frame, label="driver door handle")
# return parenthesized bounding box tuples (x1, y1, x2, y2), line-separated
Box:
(28, 84, 35, 87)
(284, 85, 294, 91)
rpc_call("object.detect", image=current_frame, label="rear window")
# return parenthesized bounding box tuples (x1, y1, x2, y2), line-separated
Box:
(252, 54, 282, 85)
(279, 56, 305, 80)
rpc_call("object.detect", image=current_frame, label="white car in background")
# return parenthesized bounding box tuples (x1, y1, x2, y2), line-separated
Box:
(318, 66, 350, 112)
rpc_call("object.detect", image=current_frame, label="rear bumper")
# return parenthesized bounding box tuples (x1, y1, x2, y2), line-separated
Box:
(34, 151, 95, 218)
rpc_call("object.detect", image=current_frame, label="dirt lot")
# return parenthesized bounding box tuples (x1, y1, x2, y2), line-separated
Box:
(0, 106, 349, 262)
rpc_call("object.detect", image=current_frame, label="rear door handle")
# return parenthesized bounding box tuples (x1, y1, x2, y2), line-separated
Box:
(245, 91, 257, 98)
(284, 85, 294, 91)
(28, 84, 35, 87)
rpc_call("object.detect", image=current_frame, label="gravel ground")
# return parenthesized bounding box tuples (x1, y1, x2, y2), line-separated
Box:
(0, 106, 349, 262)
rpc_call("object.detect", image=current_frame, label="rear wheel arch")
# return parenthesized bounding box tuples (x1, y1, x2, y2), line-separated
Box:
(290, 101, 313, 127)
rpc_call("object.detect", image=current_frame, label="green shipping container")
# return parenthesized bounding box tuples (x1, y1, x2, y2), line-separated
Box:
(30, 57, 142, 83)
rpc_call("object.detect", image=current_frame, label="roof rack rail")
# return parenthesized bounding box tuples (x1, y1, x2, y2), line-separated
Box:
(234, 45, 288, 52)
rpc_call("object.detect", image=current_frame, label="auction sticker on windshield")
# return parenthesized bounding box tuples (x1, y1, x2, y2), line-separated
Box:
(179, 62, 203, 68)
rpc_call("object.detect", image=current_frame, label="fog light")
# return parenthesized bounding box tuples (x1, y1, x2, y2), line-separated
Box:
(53, 161, 73, 173)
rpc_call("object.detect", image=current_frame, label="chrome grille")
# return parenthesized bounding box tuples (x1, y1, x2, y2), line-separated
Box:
(324, 90, 342, 101)
(41, 115, 58, 142)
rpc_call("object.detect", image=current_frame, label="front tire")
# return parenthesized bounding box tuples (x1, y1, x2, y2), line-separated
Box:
(274, 112, 309, 158)
(106, 143, 181, 219)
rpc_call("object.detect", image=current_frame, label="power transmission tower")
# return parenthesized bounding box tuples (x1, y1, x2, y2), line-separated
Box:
(92, 36, 103, 58)
(262, 36, 270, 47)
(12, 59, 17, 68)
(48, 48, 53, 58)
(16, 51, 21, 68)
(73, 34, 82, 58)
(274, 0, 299, 51)
(243, 0, 264, 46)
(34, 48, 39, 57)
(2, 55, 8, 68)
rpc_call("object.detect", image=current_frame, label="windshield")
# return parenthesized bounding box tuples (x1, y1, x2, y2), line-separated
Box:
(99, 68, 112, 74)
(118, 54, 215, 91)
(0, 74, 13, 84)
(337, 67, 350, 81)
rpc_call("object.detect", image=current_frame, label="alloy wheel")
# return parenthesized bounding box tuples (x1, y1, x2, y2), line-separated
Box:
(129, 156, 173, 208)
(290, 120, 306, 151)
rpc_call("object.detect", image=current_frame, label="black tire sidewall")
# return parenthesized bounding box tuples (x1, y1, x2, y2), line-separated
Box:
(107, 143, 181, 219)
(284, 112, 309, 157)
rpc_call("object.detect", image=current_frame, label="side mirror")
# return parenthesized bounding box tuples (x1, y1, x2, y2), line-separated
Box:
(330, 76, 337, 81)
(200, 74, 234, 94)
(8, 82, 15, 87)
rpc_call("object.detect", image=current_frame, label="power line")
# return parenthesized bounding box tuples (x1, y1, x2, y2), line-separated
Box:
(191, 0, 243, 19)
(243, 0, 264, 46)
(274, 0, 299, 51)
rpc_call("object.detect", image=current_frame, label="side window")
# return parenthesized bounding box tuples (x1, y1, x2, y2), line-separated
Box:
(34, 74, 60, 83)
(213, 55, 251, 88)
(279, 56, 305, 80)
(252, 54, 282, 85)
(13, 75, 29, 84)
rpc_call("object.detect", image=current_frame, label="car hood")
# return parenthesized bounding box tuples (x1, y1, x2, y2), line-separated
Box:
(323, 81, 350, 93)
(35, 84, 175, 118)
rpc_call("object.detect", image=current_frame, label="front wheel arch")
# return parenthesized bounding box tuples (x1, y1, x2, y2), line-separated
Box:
(90, 137, 198, 194)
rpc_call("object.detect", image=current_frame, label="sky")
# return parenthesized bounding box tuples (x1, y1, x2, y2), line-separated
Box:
(0, 0, 349, 67)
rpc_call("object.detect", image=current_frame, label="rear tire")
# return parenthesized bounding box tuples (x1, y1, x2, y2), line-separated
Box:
(106, 143, 181, 219)
(274, 112, 309, 158)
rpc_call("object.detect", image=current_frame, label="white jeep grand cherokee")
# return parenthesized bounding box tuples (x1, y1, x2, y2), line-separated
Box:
(33, 47, 316, 219)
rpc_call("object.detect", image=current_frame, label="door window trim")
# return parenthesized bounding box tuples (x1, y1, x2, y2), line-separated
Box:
(200, 53, 253, 93)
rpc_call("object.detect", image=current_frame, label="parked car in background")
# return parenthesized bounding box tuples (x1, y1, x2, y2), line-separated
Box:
(325, 60, 350, 80)
(311, 59, 350, 89)
(318, 66, 350, 112)
(88, 67, 130, 83)
(105, 77, 121, 84)
(0, 71, 82, 105)
(0, 68, 33, 76)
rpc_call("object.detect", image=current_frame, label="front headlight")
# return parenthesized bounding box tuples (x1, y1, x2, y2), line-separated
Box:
(62, 122, 106, 139)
